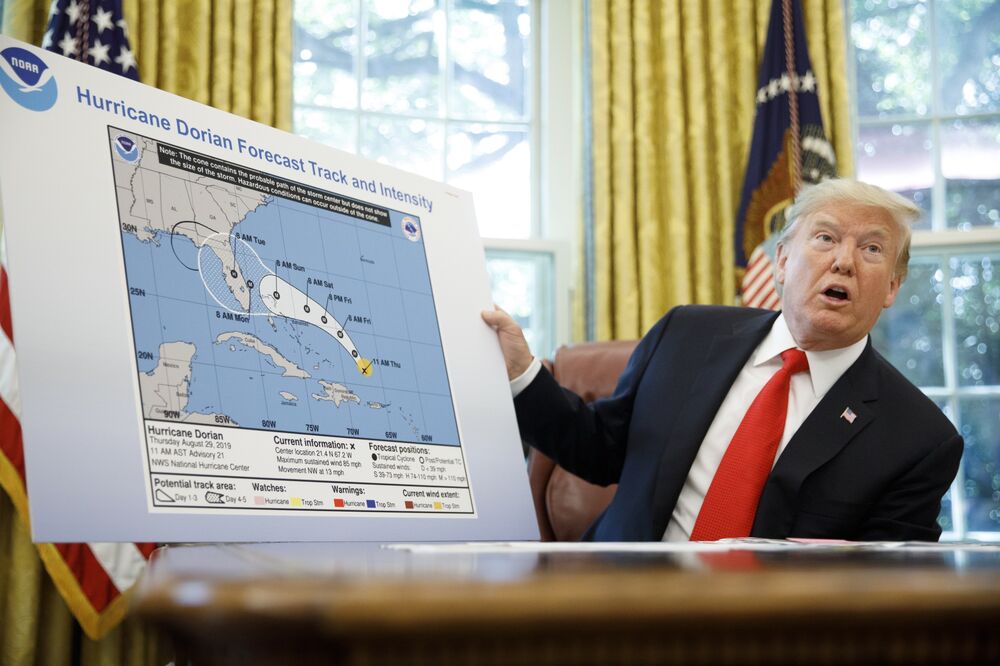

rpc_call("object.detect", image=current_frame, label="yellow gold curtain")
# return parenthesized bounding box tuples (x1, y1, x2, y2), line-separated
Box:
(588, 0, 851, 341)
(122, 0, 292, 130)
(1, 1, 292, 663)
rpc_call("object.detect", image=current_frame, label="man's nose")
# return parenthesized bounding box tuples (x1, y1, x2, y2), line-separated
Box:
(832, 241, 856, 275)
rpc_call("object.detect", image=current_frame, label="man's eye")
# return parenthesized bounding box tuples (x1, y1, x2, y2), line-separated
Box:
(816, 233, 834, 243)
(865, 244, 883, 255)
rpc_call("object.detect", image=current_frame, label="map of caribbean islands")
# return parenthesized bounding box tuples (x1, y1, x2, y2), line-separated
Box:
(109, 127, 473, 516)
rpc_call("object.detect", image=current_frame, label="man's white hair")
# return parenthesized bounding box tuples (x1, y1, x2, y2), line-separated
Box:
(777, 178, 920, 282)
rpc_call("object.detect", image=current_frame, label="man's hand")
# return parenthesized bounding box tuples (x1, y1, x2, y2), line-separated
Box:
(481, 305, 534, 380)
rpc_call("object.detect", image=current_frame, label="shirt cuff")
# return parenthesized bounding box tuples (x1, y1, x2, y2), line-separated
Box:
(510, 357, 542, 397)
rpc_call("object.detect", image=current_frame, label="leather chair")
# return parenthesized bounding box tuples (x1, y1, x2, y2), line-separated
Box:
(527, 339, 638, 541)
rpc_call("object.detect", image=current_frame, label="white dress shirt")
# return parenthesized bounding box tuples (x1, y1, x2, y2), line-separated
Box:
(509, 314, 867, 542)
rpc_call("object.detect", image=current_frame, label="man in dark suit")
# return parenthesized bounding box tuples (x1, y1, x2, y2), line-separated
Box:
(483, 179, 963, 542)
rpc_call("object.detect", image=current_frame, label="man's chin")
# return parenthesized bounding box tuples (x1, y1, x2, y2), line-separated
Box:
(799, 313, 863, 350)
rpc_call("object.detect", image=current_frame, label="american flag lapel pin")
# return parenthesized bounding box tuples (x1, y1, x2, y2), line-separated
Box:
(841, 407, 857, 424)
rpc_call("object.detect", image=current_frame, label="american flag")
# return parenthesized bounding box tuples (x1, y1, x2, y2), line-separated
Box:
(741, 242, 782, 311)
(0, 0, 152, 641)
(41, 0, 138, 80)
(735, 0, 837, 309)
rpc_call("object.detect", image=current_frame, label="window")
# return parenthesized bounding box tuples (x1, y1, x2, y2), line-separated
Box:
(293, 1, 577, 358)
(850, 0, 1000, 539)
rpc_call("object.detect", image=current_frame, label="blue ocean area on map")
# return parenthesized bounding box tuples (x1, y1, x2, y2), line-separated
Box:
(122, 190, 459, 446)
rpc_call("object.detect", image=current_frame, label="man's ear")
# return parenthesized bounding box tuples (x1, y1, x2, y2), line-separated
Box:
(883, 274, 901, 309)
(774, 242, 787, 285)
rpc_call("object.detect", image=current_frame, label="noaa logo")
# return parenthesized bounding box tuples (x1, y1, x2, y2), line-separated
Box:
(0, 47, 57, 112)
(114, 135, 140, 162)
(401, 216, 421, 242)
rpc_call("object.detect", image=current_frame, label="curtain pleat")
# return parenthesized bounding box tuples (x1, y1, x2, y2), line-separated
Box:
(632, 0, 662, 339)
(210, 0, 234, 111)
(0, 0, 46, 43)
(659, 1, 692, 324)
(252, 0, 275, 125)
(588, 0, 851, 340)
(0, 492, 45, 666)
(232, 0, 254, 118)
(609, 0, 639, 340)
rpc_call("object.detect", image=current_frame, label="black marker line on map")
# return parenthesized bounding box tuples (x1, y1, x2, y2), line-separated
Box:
(169, 220, 220, 271)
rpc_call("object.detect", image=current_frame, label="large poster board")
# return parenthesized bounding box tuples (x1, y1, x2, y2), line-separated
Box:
(0, 37, 538, 542)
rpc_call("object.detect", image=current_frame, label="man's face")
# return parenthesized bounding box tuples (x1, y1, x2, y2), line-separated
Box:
(775, 202, 902, 351)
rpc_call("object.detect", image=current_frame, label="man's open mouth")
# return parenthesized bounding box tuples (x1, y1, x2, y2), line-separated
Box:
(824, 287, 849, 301)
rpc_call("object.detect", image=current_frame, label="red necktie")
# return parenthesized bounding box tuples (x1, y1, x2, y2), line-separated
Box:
(690, 348, 810, 541)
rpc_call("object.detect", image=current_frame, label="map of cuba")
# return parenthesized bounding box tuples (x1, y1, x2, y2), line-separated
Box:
(110, 128, 460, 447)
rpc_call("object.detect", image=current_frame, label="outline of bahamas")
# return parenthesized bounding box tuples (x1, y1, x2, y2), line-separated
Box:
(140, 341, 237, 424)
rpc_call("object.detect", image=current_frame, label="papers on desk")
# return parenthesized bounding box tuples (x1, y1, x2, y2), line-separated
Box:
(388, 539, 1000, 554)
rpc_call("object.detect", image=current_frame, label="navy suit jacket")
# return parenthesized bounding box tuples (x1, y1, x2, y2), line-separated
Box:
(514, 305, 963, 541)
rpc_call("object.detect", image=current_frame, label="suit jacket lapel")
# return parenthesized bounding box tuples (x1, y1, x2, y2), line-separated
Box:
(752, 341, 881, 536)
(649, 310, 779, 536)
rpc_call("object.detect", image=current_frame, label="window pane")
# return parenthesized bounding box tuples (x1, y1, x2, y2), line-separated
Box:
(361, 116, 444, 179)
(294, 1, 358, 109)
(951, 253, 1000, 387)
(447, 123, 530, 238)
(958, 397, 1000, 533)
(935, 399, 956, 534)
(935, 1, 1000, 115)
(850, 0, 931, 118)
(486, 250, 554, 358)
(363, 0, 441, 115)
(295, 108, 357, 152)
(449, 0, 531, 121)
(871, 257, 944, 386)
(855, 123, 933, 229)
(942, 119, 1000, 229)
(938, 487, 954, 533)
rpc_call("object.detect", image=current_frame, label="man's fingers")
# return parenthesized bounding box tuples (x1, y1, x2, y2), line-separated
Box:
(480, 309, 501, 329)
(481, 305, 533, 379)
(481, 306, 514, 329)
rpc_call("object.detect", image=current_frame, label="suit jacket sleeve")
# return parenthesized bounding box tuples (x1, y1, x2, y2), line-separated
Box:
(513, 309, 676, 487)
(856, 433, 964, 541)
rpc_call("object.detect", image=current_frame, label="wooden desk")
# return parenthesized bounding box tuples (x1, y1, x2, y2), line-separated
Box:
(136, 542, 1000, 665)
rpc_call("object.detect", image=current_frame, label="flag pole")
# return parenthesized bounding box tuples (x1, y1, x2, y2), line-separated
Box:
(75, 1, 92, 64)
(782, 0, 801, 194)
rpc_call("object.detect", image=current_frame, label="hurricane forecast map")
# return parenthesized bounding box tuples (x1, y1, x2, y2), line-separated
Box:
(110, 127, 473, 516)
